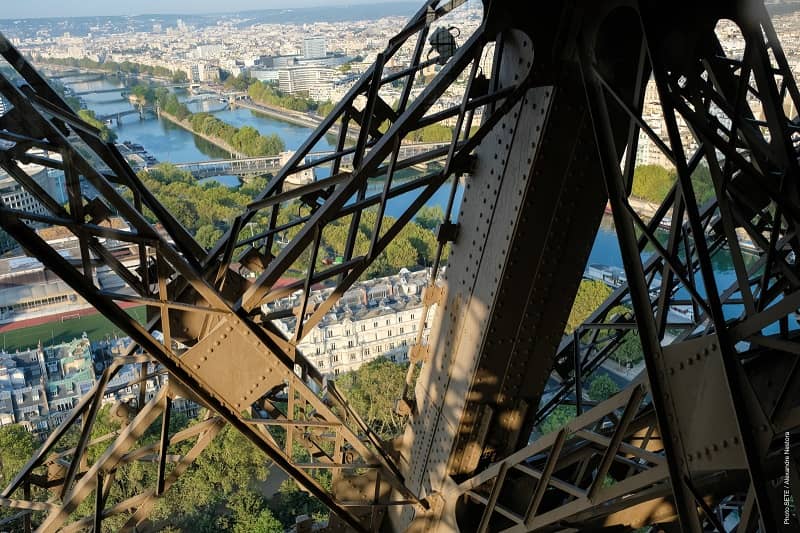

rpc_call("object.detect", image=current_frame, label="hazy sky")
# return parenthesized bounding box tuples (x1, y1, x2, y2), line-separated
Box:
(3, 0, 409, 19)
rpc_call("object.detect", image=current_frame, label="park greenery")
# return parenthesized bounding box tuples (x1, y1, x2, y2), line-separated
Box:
(631, 163, 715, 204)
(134, 164, 259, 248)
(539, 374, 621, 436)
(408, 123, 455, 143)
(128, 84, 156, 105)
(336, 356, 411, 439)
(565, 280, 613, 335)
(248, 79, 322, 113)
(0, 405, 284, 532)
(134, 163, 446, 277)
(0, 359, 416, 531)
(153, 88, 285, 157)
(610, 331, 644, 367)
(37, 56, 187, 82)
(77, 109, 117, 142)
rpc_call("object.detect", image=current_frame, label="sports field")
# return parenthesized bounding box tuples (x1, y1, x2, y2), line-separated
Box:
(0, 306, 147, 353)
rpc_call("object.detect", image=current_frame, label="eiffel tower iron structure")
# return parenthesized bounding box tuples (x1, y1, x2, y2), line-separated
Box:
(0, 0, 799, 531)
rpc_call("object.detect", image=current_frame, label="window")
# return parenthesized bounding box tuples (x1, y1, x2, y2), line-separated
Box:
(331, 342, 336, 350)
(350, 354, 356, 361)
(361, 324, 366, 331)
(333, 354, 339, 362)
(348, 340, 354, 348)
(386, 319, 390, 326)
(413, 324, 417, 331)
(316, 347, 321, 355)
(387, 330, 392, 337)
(364, 348, 370, 356)
(411, 313, 415, 320)
(401, 340, 408, 346)
(334, 368, 340, 376)
(319, 360, 325, 368)
(346, 329, 351, 336)
(373, 321, 378, 328)
(325, 329, 333, 338)
(399, 327, 404, 334)
(390, 342, 395, 349)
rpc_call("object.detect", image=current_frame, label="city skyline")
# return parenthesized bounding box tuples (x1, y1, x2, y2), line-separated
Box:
(1, 0, 414, 20)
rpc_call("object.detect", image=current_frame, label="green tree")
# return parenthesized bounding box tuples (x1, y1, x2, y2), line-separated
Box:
(248, 80, 319, 112)
(0, 424, 39, 484)
(336, 357, 409, 439)
(612, 331, 644, 366)
(415, 205, 444, 231)
(539, 405, 575, 435)
(195, 224, 223, 249)
(224, 74, 253, 92)
(172, 70, 189, 83)
(316, 100, 336, 117)
(588, 374, 620, 402)
(565, 280, 613, 334)
(77, 109, 117, 142)
(227, 488, 283, 533)
(408, 124, 453, 143)
(0, 425, 41, 525)
(268, 479, 328, 529)
(129, 84, 156, 104)
(631, 164, 673, 203)
(692, 163, 715, 205)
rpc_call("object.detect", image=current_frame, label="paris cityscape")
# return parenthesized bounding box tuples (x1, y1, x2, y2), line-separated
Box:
(0, 0, 799, 531)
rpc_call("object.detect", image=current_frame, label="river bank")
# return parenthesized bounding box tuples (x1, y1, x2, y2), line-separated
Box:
(157, 109, 247, 159)
(233, 99, 359, 142)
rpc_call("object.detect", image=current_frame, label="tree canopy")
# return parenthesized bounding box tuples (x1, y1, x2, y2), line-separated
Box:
(415, 205, 444, 231)
(587, 374, 621, 402)
(336, 356, 410, 439)
(40, 56, 178, 80)
(565, 280, 613, 334)
(248, 80, 321, 113)
(631, 163, 715, 204)
(631, 164, 674, 203)
(77, 109, 117, 142)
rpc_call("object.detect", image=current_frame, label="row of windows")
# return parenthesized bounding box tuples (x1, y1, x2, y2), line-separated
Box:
(315, 340, 410, 364)
(319, 324, 420, 342)
(317, 313, 419, 341)
(313, 331, 415, 354)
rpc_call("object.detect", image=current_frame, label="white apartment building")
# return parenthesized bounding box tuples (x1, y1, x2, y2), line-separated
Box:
(303, 37, 327, 60)
(277, 66, 338, 98)
(272, 269, 436, 377)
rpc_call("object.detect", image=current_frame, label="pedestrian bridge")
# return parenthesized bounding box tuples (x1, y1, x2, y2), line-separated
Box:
(173, 156, 283, 179)
(171, 142, 449, 179)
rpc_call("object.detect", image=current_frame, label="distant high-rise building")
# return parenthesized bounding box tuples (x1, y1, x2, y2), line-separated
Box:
(303, 37, 327, 60)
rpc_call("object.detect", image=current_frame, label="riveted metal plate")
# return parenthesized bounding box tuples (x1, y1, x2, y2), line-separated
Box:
(181, 317, 289, 410)
(662, 334, 746, 471)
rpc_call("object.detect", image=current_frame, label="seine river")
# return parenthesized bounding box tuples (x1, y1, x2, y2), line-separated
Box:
(61, 74, 748, 303)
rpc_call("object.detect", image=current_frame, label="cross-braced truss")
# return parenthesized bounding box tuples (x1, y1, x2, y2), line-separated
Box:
(0, 0, 799, 532)
(439, 2, 800, 531)
(0, 1, 523, 530)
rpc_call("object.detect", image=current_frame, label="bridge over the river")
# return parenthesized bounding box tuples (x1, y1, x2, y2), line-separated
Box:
(171, 142, 449, 179)
(96, 105, 156, 125)
(73, 83, 191, 97)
